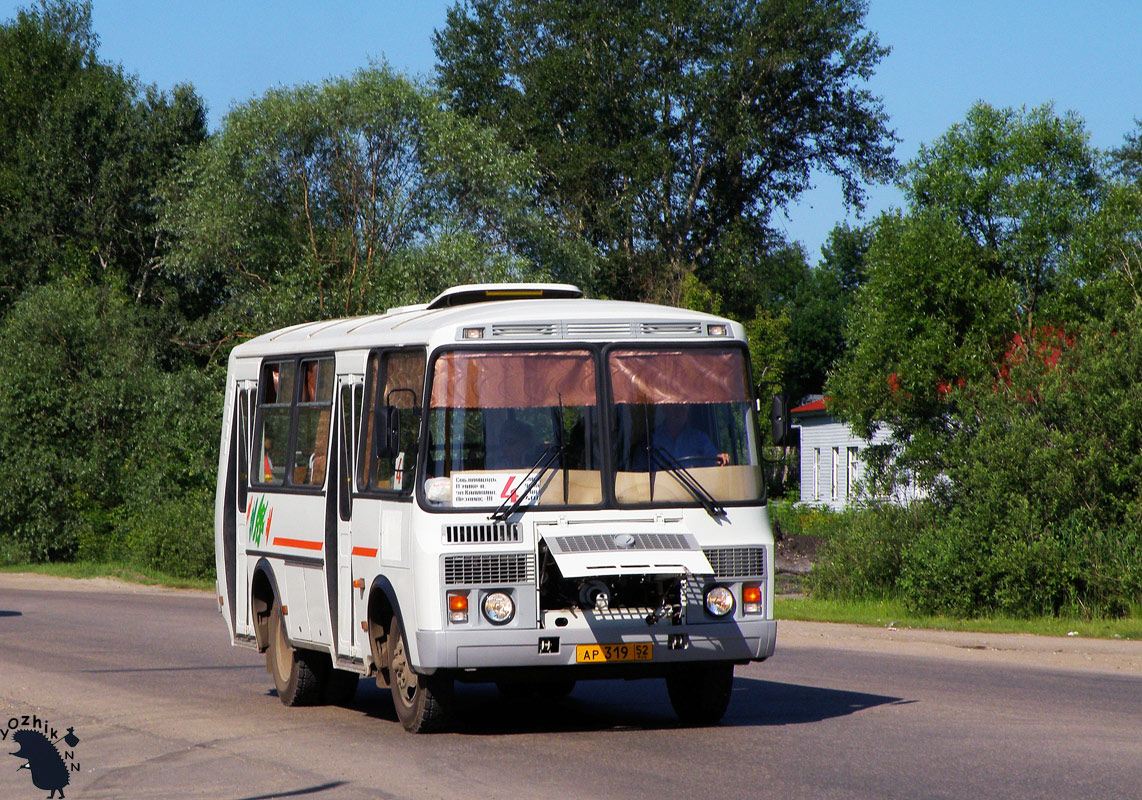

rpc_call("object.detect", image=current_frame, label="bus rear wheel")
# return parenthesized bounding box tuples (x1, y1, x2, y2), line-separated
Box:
(388, 616, 452, 733)
(665, 662, 734, 725)
(267, 602, 323, 706)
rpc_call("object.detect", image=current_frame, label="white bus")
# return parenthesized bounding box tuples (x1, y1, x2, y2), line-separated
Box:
(214, 283, 778, 732)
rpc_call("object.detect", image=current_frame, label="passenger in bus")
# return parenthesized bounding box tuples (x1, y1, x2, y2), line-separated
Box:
(265, 363, 280, 403)
(262, 434, 275, 482)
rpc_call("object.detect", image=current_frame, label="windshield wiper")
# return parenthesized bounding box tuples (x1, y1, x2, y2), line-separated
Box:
(650, 446, 726, 519)
(489, 443, 567, 522)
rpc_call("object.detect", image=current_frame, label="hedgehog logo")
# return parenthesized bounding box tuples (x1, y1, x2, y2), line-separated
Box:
(8, 724, 80, 799)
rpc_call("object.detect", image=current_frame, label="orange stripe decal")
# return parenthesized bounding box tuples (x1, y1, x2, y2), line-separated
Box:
(272, 537, 323, 551)
(351, 547, 378, 557)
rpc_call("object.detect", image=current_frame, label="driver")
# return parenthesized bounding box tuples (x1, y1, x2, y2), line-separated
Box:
(486, 415, 540, 469)
(651, 404, 729, 467)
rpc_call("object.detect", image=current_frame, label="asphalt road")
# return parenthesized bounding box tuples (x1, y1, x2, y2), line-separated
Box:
(1, 575, 1139, 800)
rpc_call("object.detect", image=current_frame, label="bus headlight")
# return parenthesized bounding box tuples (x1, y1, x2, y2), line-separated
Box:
(704, 585, 735, 617)
(482, 591, 515, 625)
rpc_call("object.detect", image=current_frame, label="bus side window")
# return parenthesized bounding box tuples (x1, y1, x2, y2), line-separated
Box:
(361, 350, 426, 492)
(293, 358, 334, 486)
(256, 361, 294, 486)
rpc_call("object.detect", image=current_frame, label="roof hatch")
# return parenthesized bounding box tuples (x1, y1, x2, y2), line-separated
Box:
(426, 283, 583, 310)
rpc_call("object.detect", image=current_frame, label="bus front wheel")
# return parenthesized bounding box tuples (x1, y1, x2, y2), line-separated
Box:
(665, 662, 734, 725)
(388, 616, 452, 733)
(267, 602, 323, 706)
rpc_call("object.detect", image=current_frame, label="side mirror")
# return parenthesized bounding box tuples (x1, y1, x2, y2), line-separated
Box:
(373, 405, 401, 459)
(770, 395, 790, 446)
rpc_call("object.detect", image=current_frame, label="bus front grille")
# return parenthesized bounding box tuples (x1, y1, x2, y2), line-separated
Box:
(444, 553, 535, 586)
(444, 523, 522, 544)
(702, 547, 766, 578)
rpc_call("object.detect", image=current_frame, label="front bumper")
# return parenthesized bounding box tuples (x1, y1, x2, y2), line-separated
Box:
(415, 618, 777, 670)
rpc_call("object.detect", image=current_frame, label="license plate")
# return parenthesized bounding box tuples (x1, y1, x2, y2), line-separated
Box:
(575, 642, 653, 663)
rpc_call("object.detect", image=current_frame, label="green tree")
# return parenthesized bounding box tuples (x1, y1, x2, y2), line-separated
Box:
(434, 0, 895, 304)
(827, 103, 1107, 486)
(815, 103, 1142, 617)
(0, 1, 207, 313)
(898, 309, 1142, 617)
(1109, 118, 1142, 185)
(785, 223, 870, 402)
(161, 65, 595, 355)
(0, 281, 159, 562)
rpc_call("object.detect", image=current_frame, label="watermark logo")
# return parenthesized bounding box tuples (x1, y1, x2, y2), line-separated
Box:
(4, 715, 82, 799)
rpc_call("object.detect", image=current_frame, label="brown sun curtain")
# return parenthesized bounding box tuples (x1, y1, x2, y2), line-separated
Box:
(609, 348, 750, 404)
(429, 350, 596, 409)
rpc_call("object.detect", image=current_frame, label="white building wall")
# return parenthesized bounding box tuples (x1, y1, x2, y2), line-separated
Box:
(796, 415, 870, 510)
(793, 413, 922, 510)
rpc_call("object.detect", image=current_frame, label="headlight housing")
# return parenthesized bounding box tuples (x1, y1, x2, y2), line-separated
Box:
(704, 585, 735, 617)
(482, 591, 515, 625)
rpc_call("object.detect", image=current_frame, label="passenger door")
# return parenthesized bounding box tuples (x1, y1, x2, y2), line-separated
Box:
(233, 380, 257, 636)
(334, 375, 364, 657)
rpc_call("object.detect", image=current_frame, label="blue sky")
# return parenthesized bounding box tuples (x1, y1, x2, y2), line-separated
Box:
(5, 0, 1142, 264)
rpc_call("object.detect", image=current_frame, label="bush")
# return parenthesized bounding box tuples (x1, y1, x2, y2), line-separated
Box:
(808, 503, 922, 601)
(0, 280, 221, 578)
(899, 510, 1142, 619)
(769, 501, 851, 541)
(0, 280, 156, 562)
(118, 489, 214, 580)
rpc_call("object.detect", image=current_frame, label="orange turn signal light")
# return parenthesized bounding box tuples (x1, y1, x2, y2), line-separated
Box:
(447, 591, 470, 624)
(742, 583, 762, 614)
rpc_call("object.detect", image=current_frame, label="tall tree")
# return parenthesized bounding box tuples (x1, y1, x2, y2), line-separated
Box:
(434, 0, 895, 304)
(827, 102, 1112, 486)
(1109, 118, 1142, 185)
(0, 1, 207, 313)
(784, 222, 870, 402)
(160, 66, 595, 357)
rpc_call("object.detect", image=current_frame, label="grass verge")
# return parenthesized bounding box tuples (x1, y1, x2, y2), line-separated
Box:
(0, 561, 213, 591)
(775, 595, 1142, 640)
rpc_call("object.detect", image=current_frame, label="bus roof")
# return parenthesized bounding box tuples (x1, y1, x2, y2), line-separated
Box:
(229, 285, 742, 360)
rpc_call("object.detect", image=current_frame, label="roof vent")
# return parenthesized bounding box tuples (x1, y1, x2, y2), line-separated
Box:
(426, 283, 583, 310)
(640, 321, 703, 336)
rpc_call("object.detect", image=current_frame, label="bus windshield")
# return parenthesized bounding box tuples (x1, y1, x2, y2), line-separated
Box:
(609, 347, 764, 504)
(424, 350, 603, 509)
(421, 346, 763, 510)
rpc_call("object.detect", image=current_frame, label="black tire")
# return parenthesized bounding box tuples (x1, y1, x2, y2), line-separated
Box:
(324, 668, 359, 705)
(665, 662, 734, 725)
(267, 602, 323, 706)
(388, 616, 453, 733)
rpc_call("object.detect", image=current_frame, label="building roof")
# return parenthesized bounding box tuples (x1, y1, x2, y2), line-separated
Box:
(790, 397, 829, 415)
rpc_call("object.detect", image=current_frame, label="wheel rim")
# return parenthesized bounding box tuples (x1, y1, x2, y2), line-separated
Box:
(391, 633, 416, 707)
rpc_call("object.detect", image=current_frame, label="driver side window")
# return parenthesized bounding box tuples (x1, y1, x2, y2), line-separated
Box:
(360, 349, 426, 492)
